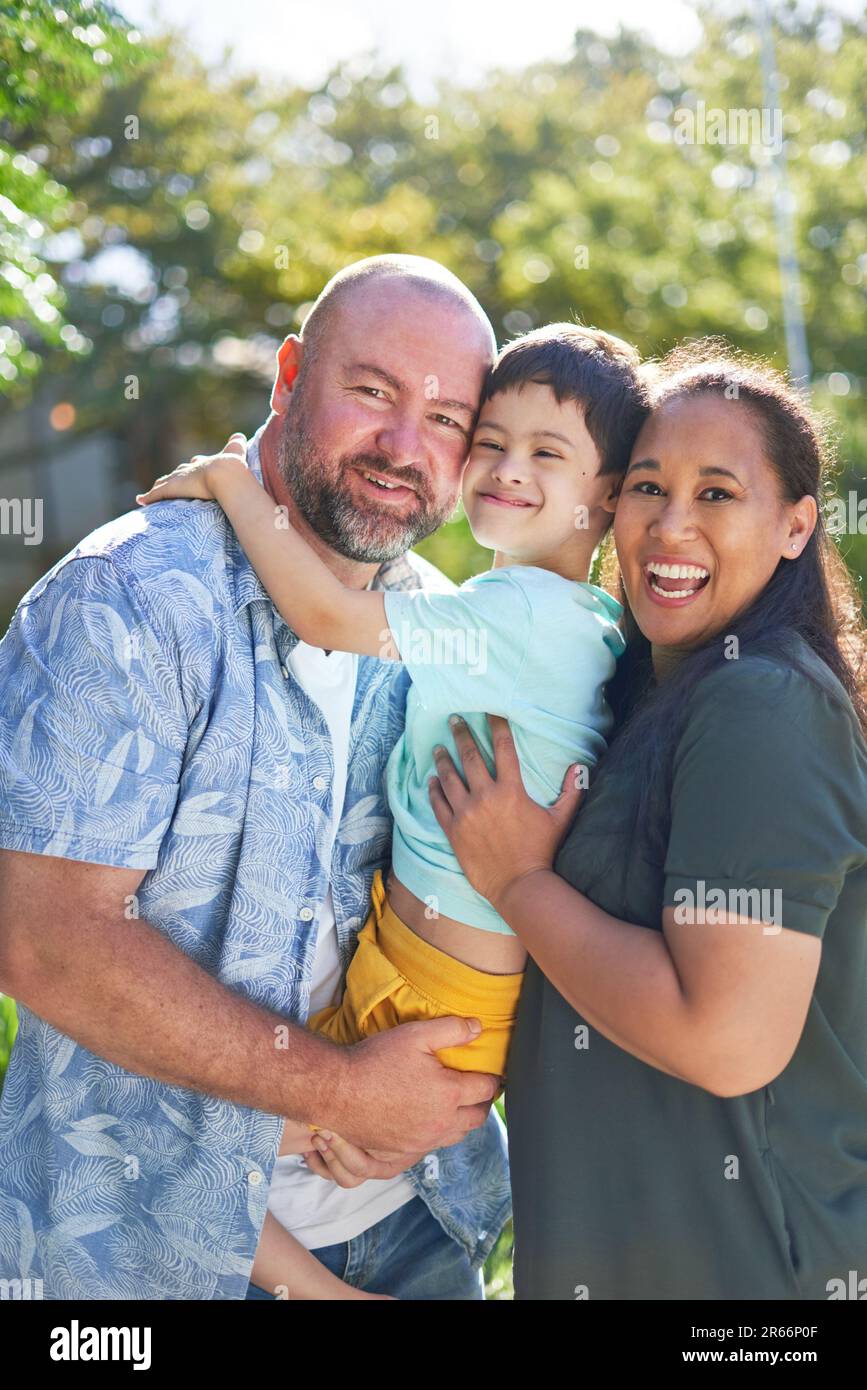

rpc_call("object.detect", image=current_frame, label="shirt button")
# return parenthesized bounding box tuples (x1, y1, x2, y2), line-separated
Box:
(280, 664, 289, 679)
(248, 1171, 263, 1185)
(299, 907, 314, 921)
(312, 775, 327, 791)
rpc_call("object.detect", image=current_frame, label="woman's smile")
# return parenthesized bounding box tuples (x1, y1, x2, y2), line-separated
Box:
(642, 555, 711, 606)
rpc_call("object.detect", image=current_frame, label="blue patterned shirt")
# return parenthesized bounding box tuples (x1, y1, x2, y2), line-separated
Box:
(0, 428, 510, 1299)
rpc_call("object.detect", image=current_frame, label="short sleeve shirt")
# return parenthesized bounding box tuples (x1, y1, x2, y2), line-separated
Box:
(506, 643, 867, 1300)
(383, 565, 625, 934)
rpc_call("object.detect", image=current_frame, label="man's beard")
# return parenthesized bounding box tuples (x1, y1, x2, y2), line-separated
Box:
(275, 404, 458, 563)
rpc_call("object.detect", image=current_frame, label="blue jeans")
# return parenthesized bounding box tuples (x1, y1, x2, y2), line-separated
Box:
(245, 1195, 484, 1300)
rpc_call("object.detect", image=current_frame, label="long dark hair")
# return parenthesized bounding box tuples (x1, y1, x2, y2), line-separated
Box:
(597, 339, 867, 864)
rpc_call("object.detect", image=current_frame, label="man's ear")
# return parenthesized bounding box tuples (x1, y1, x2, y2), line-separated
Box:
(271, 335, 303, 414)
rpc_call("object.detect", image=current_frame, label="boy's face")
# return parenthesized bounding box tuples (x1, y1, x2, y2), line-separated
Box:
(461, 382, 616, 566)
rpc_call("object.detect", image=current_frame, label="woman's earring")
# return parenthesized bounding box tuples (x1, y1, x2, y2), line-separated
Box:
(790, 543, 797, 551)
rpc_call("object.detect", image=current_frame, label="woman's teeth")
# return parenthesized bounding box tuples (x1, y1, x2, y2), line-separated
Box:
(645, 561, 710, 598)
(646, 562, 709, 581)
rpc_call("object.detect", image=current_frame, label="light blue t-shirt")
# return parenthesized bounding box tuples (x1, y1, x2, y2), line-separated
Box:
(383, 564, 625, 935)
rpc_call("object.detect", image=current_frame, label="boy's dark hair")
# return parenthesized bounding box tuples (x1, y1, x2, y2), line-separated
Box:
(481, 322, 649, 476)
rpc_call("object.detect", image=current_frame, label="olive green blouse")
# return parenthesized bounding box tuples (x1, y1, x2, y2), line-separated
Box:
(506, 642, 867, 1300)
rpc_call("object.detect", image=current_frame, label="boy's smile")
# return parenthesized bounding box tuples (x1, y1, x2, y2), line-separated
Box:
(477, 490, 537, 508)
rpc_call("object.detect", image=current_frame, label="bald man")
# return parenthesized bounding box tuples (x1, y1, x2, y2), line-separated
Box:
(0, 256, 510, 1300)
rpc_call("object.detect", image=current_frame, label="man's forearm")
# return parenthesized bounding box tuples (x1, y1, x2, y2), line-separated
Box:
(9, 904, 349, 1128)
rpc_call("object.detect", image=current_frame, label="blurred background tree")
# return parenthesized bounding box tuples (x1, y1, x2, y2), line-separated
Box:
(0, 0, 146, 388)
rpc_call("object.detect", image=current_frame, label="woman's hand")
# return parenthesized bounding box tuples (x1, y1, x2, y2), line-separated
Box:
(427, 713, 585, 912)
(136, 432, 249, 506)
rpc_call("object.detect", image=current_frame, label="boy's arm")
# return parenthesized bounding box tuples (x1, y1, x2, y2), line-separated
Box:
(137, 436, 399, 661)
(251, 1211, 394, 1300)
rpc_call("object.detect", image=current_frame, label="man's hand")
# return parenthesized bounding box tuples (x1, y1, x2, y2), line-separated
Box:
(320, 1015, 498, 1157)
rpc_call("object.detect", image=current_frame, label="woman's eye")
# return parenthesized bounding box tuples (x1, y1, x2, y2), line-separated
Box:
(475, 440, 504, 452)
(535, 450, 560, 460)
(700, 487, 733, 502)
(630, 481, 663, 496)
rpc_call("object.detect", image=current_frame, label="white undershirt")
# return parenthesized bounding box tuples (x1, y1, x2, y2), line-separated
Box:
(266, 634, 416, 1251)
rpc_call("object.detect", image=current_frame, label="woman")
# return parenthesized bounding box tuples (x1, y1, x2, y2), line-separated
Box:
(428, 341, 867, 1299)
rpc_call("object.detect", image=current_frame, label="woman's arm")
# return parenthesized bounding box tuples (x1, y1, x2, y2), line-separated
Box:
(136, 436, 399, 661)
(429, 714, 821, 1095)
(495, 870, 818, 1094)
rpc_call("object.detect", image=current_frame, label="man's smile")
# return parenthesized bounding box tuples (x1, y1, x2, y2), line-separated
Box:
(352, 464, 419, 503)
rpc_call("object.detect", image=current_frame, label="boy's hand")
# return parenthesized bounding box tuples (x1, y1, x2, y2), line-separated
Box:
(277, 1116, 319, 1157)
(303, 1130, 429, 1186)
(136, 433, 249, 505)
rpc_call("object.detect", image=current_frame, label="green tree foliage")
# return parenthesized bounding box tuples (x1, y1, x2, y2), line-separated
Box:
(0, 1, 146, 389)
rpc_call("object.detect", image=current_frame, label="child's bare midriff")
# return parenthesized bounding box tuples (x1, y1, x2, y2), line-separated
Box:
(385, 869, 527, 975)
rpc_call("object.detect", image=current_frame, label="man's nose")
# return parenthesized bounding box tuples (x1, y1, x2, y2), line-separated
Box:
(373, 413, 427, 471)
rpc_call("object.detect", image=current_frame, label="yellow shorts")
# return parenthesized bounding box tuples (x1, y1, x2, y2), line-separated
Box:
(307, 868, 523, 1086)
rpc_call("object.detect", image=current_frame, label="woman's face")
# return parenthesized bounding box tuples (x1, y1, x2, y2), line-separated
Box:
(612, 393, 817, 651)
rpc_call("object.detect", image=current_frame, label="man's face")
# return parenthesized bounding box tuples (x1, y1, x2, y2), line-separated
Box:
(275, 280, 493, 562)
